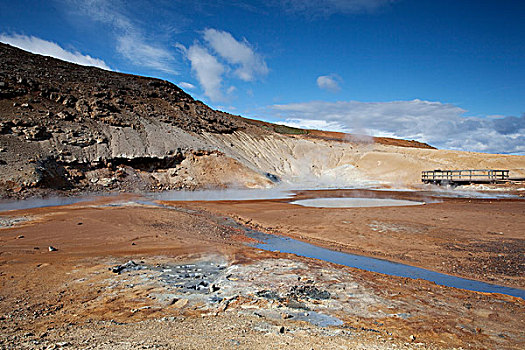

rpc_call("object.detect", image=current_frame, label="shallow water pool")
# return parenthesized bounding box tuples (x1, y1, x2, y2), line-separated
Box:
(247, 231, 525, 299)
(290, 197, 425, 208)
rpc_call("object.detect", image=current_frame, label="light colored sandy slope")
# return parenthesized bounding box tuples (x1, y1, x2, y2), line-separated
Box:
(355, 145, 525, 185)
(204, 131, 525, 187)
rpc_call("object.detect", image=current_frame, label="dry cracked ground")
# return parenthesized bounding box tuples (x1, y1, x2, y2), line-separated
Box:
(0, 190, 524, 350)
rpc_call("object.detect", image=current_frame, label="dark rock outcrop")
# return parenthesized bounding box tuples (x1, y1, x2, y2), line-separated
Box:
(0, 43, 268, 197)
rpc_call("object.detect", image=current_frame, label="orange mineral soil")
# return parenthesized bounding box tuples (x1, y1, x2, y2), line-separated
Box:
(0, 191, 523, 349)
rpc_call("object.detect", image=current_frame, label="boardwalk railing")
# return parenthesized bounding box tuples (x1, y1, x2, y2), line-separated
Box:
(422, 169, 509, 184)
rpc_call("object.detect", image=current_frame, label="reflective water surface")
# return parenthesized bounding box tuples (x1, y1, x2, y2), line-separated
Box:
(248, 231, 525, 299)
(290, 197, 425, 208)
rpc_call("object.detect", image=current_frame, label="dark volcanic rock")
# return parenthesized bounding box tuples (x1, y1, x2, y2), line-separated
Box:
(0, 43, 268, 198)
(0, 43, 244, 135)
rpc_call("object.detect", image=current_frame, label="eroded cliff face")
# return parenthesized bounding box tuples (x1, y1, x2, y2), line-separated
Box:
(205, 131, 525, 187)
(1, 43, 524, 198)
(0, 43, 276, 197)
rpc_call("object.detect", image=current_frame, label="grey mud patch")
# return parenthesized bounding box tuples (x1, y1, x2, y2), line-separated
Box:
(0, 215, 32, 228)
(103, 255, 402, 330)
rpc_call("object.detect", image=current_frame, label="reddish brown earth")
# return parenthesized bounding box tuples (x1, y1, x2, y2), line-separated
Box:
(183, 189, 525, 289)
(0, 192, 524, 349)
(240, 117, 435, 149)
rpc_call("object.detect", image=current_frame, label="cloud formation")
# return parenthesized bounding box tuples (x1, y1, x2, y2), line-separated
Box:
(271, 100, 525, 154)
(316, 74, 342, 92)
(203, 29, 268, 81)
(66, 0, 175, 74)
(0, 33, 110, 70)
(280, 118, 347, 132)
(178, 82, 196, 90)
(178, 43, 226, 101)
(178, 29, 268, 102)
(279, 0, 395, 16)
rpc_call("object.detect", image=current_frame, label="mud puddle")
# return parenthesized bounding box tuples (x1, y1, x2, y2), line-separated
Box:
(290, 197, 425, 208)
(151, 188, 295, 201)
(247, 231, 525, 299)
(0, 196, 99, 212)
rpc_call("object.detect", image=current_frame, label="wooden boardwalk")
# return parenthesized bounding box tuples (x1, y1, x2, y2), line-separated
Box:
(421, 169, 509, 185)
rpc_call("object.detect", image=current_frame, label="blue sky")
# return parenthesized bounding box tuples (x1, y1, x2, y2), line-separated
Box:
(1, 0, 524, 154)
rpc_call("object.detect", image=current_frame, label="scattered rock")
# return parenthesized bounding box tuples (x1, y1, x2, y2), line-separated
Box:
(409, 335, 416, 341)
(256, 290, 282, 301)
(172, 299, 188, 308)
(56, 111, 74, 121)
(23, 125, 51, 141)
(16, 235, 24, 239)
(111, 260, 142, 274)
(288, 285, 331, 300)
(48, 246, 58, 252)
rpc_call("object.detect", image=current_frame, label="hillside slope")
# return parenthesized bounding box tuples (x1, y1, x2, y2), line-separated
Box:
(0, 43, 277, 196)
(1, 43, 524, 198)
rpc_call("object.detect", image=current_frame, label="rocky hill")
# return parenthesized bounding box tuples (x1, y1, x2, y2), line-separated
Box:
(1, 43, 524, 198)
(0, 43, 277, 197)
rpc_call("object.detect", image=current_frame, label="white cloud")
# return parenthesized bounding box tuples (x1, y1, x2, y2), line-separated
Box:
(203, 28, 268, 81)
(178, 82, 196, 90)
(116, 34, 175, 74)
(270, 100, 525, 154)
(280, 118, 348, 132)
(0, 33, 110, 70)
(280, 0, 395, 16)
(178, 28, 268, 102)
(178, 43, 226, 101)
(65, 0, 175, 74)
(316, 74, 341, 92)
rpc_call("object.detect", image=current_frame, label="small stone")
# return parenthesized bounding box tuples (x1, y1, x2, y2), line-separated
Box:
(48, 246, 58, 252)
(17, 235, 25, 239)
(279, 326, 285, 334)
(172, 299, 188, 308)
(57, 111, 74, 121)
(409, 335, 416, 341)
(209, 284, 220, 293)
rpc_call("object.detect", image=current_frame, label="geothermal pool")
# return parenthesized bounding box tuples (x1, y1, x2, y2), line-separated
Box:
(290, 197, 425, 208)
(0, 195, 98, 212)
